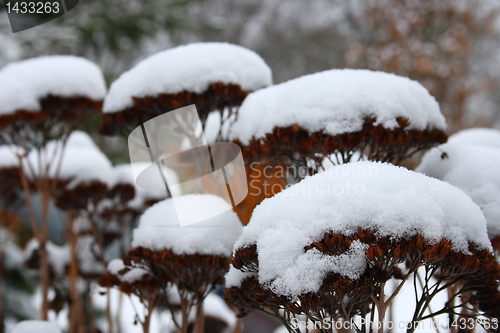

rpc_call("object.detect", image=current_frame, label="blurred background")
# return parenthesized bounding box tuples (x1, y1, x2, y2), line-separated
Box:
(1, 0, 500, 140)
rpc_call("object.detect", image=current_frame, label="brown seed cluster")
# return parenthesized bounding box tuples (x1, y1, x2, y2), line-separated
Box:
(235, 117, 447, 169)
(0, 167, 24, 206)
(100, 82, 248, 136)
(0, 95, 102, 130)
(225, 229, 500, 322)
(100, 246, 232, 304)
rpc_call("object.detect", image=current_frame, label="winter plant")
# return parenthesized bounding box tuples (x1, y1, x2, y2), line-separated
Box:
(0, 56, 106, 321)
(2, 36, 500, 333)
(224, 162, 500, 333)
(417, 128, 500, 256)
(100, 195, 243, 333)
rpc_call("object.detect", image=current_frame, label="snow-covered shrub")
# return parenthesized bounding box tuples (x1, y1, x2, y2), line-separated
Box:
(100, 42, 272, 136)
(230, 69, 447, 173)
(0, 55, 106, 320)
(224, 161, 500, 332)
(0, 56, 105, 147)
(417, 128, 500, 254)
(100, 194, 243, 333)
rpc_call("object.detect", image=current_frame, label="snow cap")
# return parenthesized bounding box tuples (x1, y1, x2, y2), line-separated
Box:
(228, 161, 490, 296)
(417, 138, 500, 238)
(230, 69, 445, 144)
(132, 194, 242, 256)
(447, 127, 500, 148)
(103, 42, 272, 113)
(0, 55, 106, 116)
(25, 131, 112, 188)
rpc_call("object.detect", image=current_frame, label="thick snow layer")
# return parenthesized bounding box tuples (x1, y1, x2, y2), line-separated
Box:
(10, 320, 61, 333)
(229, 161, 490, 296)
(0, 56, 106, 116)
(25, 131, 113, 188)
(229, 69, 445, 144)
(132, 194, 242, 256)
(417, 142, 500, 237)
(103, 42, 272, 113)
(447, 127, 500, 148)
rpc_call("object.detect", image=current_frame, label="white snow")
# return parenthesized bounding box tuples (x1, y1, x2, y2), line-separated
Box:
(225, 266, 257, 288)
(103, 42, 272, 113)
(9, 320, 61, 333)
(447, 127, 500, 148)
(107, 258, 126, 275)
(417, 140, 500, 238)
(202, 293, 237, 330)
(25, 131, 113, 189)
(131, 194, 242, 256)
(77, 235, 105, 276)
(105, 259, 152, 287)
(0, 55, 106, 116)
(229, 69, 445, 144)
(121, 268, 149, 283)
(229, 161, 490, 296)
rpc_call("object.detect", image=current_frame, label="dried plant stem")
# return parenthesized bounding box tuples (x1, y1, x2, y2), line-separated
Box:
(16, 156, 37, 236)
(233, 318, 243, 333)
(67, 211, 84, 333)
(106, 291, 114, 333)
(192, 302, 205, 333)
(38, 178, 52, 320)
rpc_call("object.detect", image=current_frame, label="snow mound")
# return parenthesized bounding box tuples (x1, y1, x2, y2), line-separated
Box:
(25, 131, 113, 188)
(229, 161, 490, 295)
(103, 42, 272, 113)
(10, 320, 61, 333)
(417, 141, 500, 238)
(229, 69, 445, 144)
(0, 56, 106, 116)
(132, 194, 242, 256)
(447, 127, 500, 148)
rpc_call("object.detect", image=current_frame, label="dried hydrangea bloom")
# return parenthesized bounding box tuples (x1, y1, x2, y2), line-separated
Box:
(224, 162, 500, 332)
(0, 56, 105, 147)
(100, 42, 272, 136)
(229, 69, 447, 174)
(101, 194, 242, 333)
(417, 128, 500, 254)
